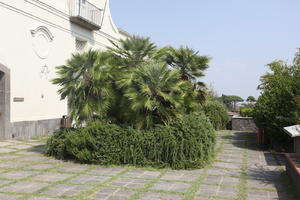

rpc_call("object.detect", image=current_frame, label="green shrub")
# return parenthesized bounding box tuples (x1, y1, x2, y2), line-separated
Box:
(240, 106, 254, 117)
(203, 100, 229, 130)
(253, 53, 300, 150)
(46, 113, 216, 169)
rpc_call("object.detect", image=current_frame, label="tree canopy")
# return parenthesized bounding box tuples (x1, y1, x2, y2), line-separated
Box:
(253, 50, 300, 150)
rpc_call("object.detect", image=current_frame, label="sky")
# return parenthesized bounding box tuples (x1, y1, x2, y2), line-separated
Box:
(110, 0, 300, 99)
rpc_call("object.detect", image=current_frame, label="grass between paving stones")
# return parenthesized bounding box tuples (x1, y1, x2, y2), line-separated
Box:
(182, 130, 232, 200)
(236, 135, 248, 200)
(0, 130, 245, 200)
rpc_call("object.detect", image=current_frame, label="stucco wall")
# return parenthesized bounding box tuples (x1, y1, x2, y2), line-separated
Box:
(0, 0, 125, 138)
(0, 0, 123, 121)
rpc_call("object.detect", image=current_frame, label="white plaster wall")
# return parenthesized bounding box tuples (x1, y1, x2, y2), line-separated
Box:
(0, 0, 124, 122)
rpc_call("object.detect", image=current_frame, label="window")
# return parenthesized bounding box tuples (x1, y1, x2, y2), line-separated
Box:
(75, 39, 87, 52)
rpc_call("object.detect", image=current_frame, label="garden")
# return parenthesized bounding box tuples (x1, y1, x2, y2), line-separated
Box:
(45, 36, 230, 169)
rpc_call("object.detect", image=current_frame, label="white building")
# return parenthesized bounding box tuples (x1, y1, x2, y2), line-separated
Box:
(0, 0, 127, 139)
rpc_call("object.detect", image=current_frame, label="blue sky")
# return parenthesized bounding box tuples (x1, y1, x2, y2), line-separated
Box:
(110, 0, 300, 99)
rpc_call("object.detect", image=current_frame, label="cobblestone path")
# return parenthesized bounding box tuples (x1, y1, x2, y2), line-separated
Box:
(0, 131, 297, 200)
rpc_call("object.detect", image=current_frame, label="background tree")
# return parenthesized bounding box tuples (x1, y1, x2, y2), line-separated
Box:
(221, 95, 244, 112)
(253, 50, 300, 150)
(246, 96, 256, 103)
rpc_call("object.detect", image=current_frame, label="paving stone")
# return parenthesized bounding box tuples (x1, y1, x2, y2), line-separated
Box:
(32, 172, 73, 182)
(19, 156, 48, 162)
(213, 161, 242, 170)
(0, 170, 37, 180)
(57, 164, 91, 173)
(140, 192, 182, 200)
(93, 187, 135, 200)
(9, 144, 33, 150)
(0, 161, 28, 169)
(89, 167, 125, 176)
(217, 156, 243, 163)
(0, 142, 12, 147)
(207, 167, 241, 177)
(0, 179, 10, 186)
(123, 169, 161, 179)
(161, 171, 200, 181)
(30, 197, 66, 200)
(151, 181, 191, 192)
(203, 175, 239, 186)
(0, 193, 22, 200)
(222, 176, 240, 185)
(0, 148, 17, 153)
(16, 151, 42, 156)
(197, 184, 236, 198)
(0, 181, 49, 193)
(26, 163, 58, 170)
(69, 174, 110, 184)
(43, 184, 89, 196)
(193, 197, 218, 200)
(247, 178, 285, 190)
(188, 169, 205, 174)
(219, 152, 243, 159)
(247, 189, 269, 199)
(0, 154, 21, 160)
(110, 178, 150, 188)
(247, 168, 281, 180)
(202, 175, 222, 185)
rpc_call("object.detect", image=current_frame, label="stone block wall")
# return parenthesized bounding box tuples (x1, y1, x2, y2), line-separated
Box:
(231, 117, 258, 131)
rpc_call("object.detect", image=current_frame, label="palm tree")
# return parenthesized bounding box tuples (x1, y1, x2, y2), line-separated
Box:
(108, 35, 157, 68)
(160, 46, 210, 82)
(52, 50, 113, 125)
(117, 61, 186, 129)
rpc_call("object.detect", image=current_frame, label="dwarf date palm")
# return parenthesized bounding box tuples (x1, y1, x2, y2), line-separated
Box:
(161, 46, 210, 81)
(108, 35, 157, 68)
(117, 61, 186, 129)
(52, 50, 113, 125)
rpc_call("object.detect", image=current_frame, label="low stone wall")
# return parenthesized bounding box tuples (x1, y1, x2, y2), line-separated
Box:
(8, 118, 61, 140)
(285, 153, 300, 194)
(231, 117, 257, 131)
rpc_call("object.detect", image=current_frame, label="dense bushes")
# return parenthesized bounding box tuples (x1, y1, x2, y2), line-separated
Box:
(48, 36, 220, 169)
(253, 50, 300, 150)
(46, 113, 216, 169)
(240, 106, 254, 117)
(203, 101, 229, 130)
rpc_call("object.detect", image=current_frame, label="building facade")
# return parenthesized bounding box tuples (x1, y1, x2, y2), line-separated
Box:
(0, 0, 126, 139)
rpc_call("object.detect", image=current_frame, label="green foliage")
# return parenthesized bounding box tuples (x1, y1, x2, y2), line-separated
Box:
(52, 35, 211, 129)
(52, 50, 114, 125)
(221, 94, 244, 111)
(203, 101, 229, 130)
(159, 46, 210, 81)
(253, 50, 300, 150)
(108, 35, 157, 68)
(46, 113, 216, 169)
(246, 96, 256, 103)
(117, 61, 187, 129)
(240, 106, 254, 117)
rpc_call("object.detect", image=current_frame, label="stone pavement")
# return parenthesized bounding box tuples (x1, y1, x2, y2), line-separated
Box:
(0, 131, 297, 200)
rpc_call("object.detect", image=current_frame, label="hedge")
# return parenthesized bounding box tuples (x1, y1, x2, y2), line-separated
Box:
(46, 113, 216, 169)
(203, 100, 229, 130)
